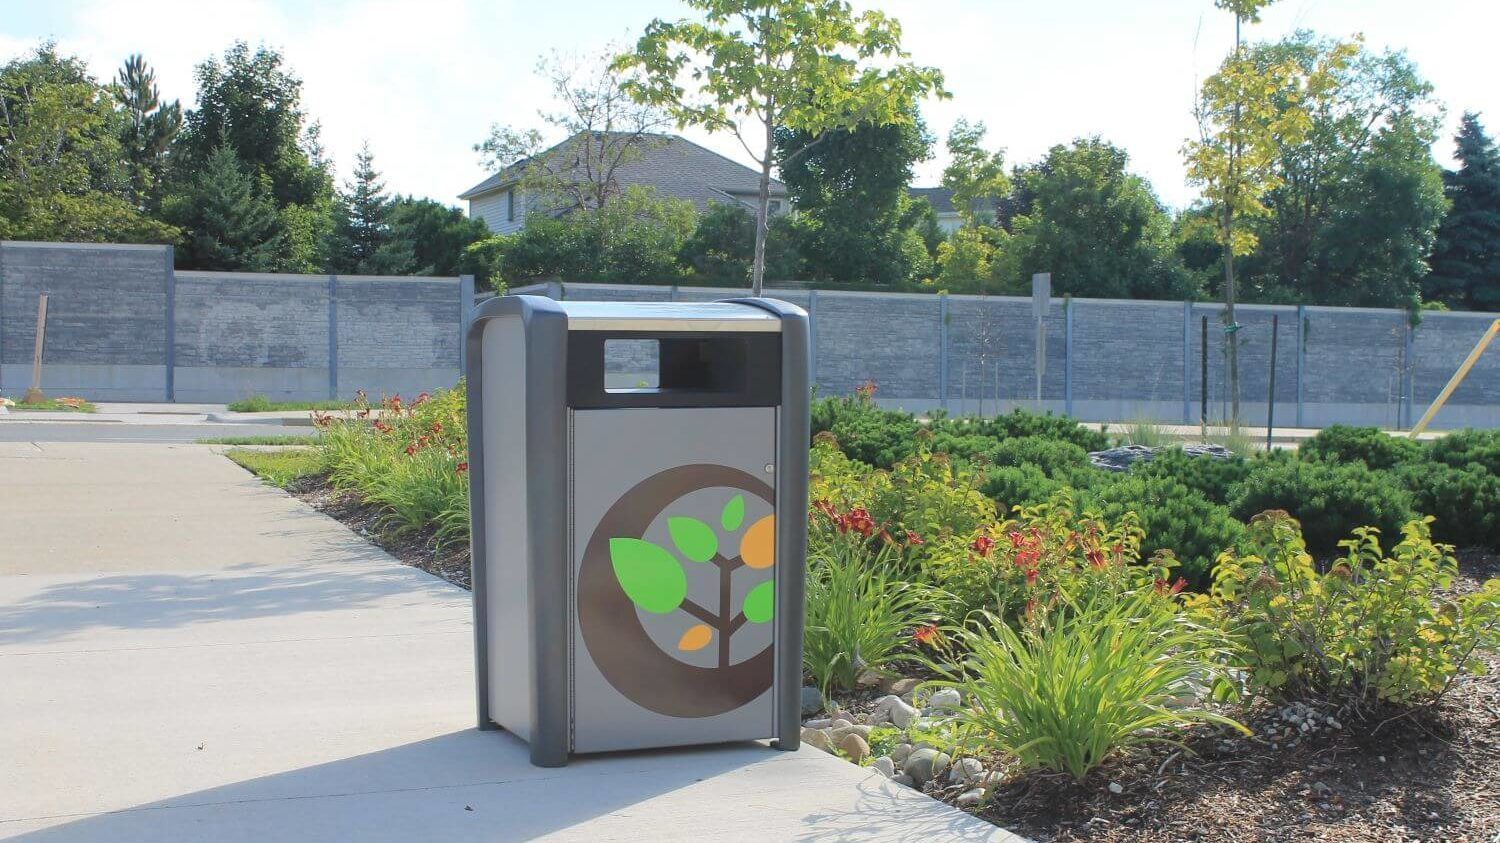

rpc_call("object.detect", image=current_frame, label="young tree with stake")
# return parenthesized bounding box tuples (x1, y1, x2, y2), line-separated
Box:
(613, 0, 946, 296)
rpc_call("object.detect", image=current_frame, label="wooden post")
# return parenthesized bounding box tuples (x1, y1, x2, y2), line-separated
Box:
(1409, 318, 1500, 437)
(23, 292, 49, 404)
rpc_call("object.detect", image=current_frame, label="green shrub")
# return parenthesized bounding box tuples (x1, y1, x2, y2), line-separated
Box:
(929, 589, 1246, 781)
(946, 409, 1109, 453)
(811, 395, 924, 469)
(934, 433, 1091, 477)
(1131, 448, 1253, 506)
(1429, 428, 1500, 477)
(1085, 473, 1245, 586)
(803, 527, 949, 692)
(1230, 454, 1413, 559)
(1396, 461, 1500, 550)
(981, 464, 1065, 512)
(225, 448, 321, 488)
(1301, 424, 1424, 470)
(1204, 511, 1500, 709)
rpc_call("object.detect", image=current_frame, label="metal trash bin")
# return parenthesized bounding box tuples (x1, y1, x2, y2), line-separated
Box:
(465, 295, 810, 767)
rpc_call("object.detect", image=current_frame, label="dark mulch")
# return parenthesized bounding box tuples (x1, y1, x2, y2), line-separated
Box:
(970, 552, 1500, 843)
(289, 475, 473, 589)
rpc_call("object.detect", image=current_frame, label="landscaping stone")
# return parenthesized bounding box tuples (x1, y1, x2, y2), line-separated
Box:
(800, 686, 823, 717)
(830, 717, 854, 730)
(927, 688, 962, 711)
(887, 698, 920, 729)
(880, 676, 922, 698)
(839, 732, 871, 764)
(871, 756, 896, 778)
(904, 748, 952, 786)
(1088, 443, 1234, 472)
(890, 743, 913, 767)
(830, 724, 872, 743)
(800, 727, 834, 753)
(949, 757, 985, 784)
(890, 774, 915, 788)
(801, 717, 832, 730)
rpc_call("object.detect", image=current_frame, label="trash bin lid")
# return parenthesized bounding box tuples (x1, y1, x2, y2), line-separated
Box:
(559, 301, 782, 333)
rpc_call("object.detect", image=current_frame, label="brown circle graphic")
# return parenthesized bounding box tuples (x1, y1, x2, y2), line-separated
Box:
(578, 464, 775, 718)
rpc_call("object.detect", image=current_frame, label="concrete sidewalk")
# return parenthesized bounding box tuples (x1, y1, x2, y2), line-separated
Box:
(0, 443, 1019, 842)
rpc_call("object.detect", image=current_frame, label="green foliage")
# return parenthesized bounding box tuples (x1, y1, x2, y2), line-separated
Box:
(1300, 424, 1425, 470)
(1085, 473, 1245, 586)
(1396, 461, 1500, 550)
(1003, 138, 1198, 300)
(1425, 113, 1500, 311)
(162, 143, 285, 270)
(1230, 454, 1414, 558)
(1429, 428, 1500, 477)
(1204, 511, 1500, 708)
(803, 525, 947, 692)
(227, 395, 351, 412)
(330, 143, 403, 274)
(460, 236, 509, 291)
(932, 433, 1090, 478)
(929, 589, 1245, 781)
(949, 409, 1111, 453)
(941, 119, 1008, 227)
(776, 113, 934, 287)
(676, 202, 800, 285)
(494, 186, 695, 285)
(980, 464, 1066, 513)
(810, 394, 924, 468)
(383, 198, 489, 277)
(226, 448, 321, 488)
(1131, 448, 1253, 506)
(113, 53, 181, 206)
(196, 435, 318, 446)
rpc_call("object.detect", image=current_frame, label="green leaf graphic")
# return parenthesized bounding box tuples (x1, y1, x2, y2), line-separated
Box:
(743, 580, 775, 624)
(721, 494, 745, 531)
(668, 516, 718, 562)
(609, 538, 687, 614)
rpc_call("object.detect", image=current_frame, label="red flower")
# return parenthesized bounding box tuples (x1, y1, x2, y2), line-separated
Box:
(373, 420, 392, 434)
(414, 392, 431, 405)
(405, 444, 418, 456)
(1025, 568, 1039, 586)
(1007, 530, 1025, 548)
(1085, 547, 1106, 569)
(839, 507, 874, 537)
(912, 624, 941, 646)
(1154, 577, 1188, 596)
(970, 534, 995, 558)
(430, 422, 443, 434)
(455, 462, 469, 474)
(904, 530, 924, 546)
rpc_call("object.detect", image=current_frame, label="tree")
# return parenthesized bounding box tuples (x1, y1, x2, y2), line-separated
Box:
(941, 119, 1009, 227)
(113, 54, 180, 207)
(1241, 34, 1445, 308)
(332, 143, 397, 273)
(775, 110, 933, 285)
(615, 0, 946, 295)
(1006, 138, 1197, 300)
(490, 186, 696, 285)
(678, 201, 801, 285)
(385, 197, 491, 277)
(475, 48, 673, 215)
(1426, 114, 1500, 311)
(163, 143, 283, 270)
(1183, 0, 1350, 421)
(0, 43, 177, 243)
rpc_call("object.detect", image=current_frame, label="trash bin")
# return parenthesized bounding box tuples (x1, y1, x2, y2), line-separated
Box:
(465, 295, 810, 767)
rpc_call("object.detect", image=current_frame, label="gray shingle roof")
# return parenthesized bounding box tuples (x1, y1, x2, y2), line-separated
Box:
(458, 133, 787, 209)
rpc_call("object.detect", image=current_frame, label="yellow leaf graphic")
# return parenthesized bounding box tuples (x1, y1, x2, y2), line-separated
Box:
(740, 515, 776, 569)
(678, 623, 713, 652)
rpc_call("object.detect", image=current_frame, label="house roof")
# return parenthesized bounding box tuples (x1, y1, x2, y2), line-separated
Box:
(907, 186, 1001, 219)
(459, 133, 787, 209)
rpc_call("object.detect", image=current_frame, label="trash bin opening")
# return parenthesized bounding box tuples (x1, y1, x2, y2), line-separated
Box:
(568, 332, 780, 409)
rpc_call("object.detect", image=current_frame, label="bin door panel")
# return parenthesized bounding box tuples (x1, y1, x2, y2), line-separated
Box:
(570, 407, 777, 753)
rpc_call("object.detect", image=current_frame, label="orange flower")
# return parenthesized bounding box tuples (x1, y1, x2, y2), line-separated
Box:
(970, 534, 995, 558)
(912, 624, 941, 646)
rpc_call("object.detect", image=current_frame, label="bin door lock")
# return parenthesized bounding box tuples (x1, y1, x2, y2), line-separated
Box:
(764, 463, 775, 474)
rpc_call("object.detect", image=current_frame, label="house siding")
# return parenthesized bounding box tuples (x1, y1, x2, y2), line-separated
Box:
(470, 188, 527, 235)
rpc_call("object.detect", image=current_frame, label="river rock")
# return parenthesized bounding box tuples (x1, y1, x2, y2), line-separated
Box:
(890, 743, 913, 767)
(1088, 443, 1234, 472)
(891, 773, 915, 788)
(887, 698, 919, 729)
(871, 756, 896, 778)
(927, 688, 962, 711)
(838, 732, 871, 764)
(904, 747, 952, 785)
(880, 677, 922, 698)
(800, 727, 834, 753)
(831, 724, 872, 743)
(955, 788, 985, 809)
(800, 686, 823, 717)
(948, 757, 985, 784)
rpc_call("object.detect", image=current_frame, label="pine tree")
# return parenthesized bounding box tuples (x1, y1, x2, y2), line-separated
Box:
(1426, 113, 1500, 311)
(114, 54, 181, 207)
(164, 143, 283, 270)
(333, 143, 404, 272)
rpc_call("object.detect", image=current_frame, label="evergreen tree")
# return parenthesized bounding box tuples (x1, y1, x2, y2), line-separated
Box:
(333, 143, 402, 273)
(1426, 113, 1500, 311)
(113, 54, 181, 208)
(163, 143, 283, 270)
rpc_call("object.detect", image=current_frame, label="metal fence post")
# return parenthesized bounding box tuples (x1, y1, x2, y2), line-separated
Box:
(164, 246, 175, 402)
(938, 293, 949, 413)
(1181, 300, 1192, 423)
(459, 274, 475, 381)
(807, 289, 819, 393)
(328, 275, 339, 400)
(1065, 297, 1074, 418)
(1401, 319, 1415, 430)
(1296, 304, 1306, 428)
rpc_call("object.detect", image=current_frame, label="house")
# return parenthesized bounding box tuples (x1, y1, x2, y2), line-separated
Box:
(459, 133, 791, 234)
(907, 186, 1000, 234)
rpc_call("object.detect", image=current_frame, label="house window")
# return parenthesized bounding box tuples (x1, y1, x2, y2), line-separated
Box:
(768, 200, 782, 214)
(506, 189, 515, 222)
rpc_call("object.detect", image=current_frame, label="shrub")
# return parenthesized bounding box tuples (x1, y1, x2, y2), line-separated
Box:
(1396, 461, 1500, 550)
(811, 393, 924, 469)
(1085, 473, 1246, 586)
(981, 464, 1065, 512)
(1301, 424, 1424, 470)
(1204, 511, 1500, 710)
(929, 589, 1247, 781)
(1230, 455, 1413, 559)
(1429, 428, 1500, 477)
(934, 433, 1091, 478)
(946, 408, 1110, 453)
(1131, 448, 1253, 506)
(803, 526, 950, 692)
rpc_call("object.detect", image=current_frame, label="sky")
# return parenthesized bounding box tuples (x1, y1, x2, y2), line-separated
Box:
(2, 0, 1496, 211)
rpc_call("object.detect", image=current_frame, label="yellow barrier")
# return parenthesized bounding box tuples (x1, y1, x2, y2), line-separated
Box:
(1409, 318, 1500, 437)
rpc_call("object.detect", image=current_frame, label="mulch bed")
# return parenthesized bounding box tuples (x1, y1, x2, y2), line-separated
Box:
(289, 476, 473, 589)
(974, 550, 1500, 843)
(292, 474, 1498, 842)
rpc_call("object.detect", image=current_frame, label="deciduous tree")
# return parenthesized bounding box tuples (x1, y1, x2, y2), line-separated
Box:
(941, 119, 1009, 227)
(614, 0, 946, 295)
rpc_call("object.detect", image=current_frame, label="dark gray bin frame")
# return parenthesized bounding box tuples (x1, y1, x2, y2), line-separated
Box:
(465, 294, 810, 767)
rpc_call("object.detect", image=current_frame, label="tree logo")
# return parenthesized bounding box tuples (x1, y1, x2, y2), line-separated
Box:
(577, 464, 776, 718)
